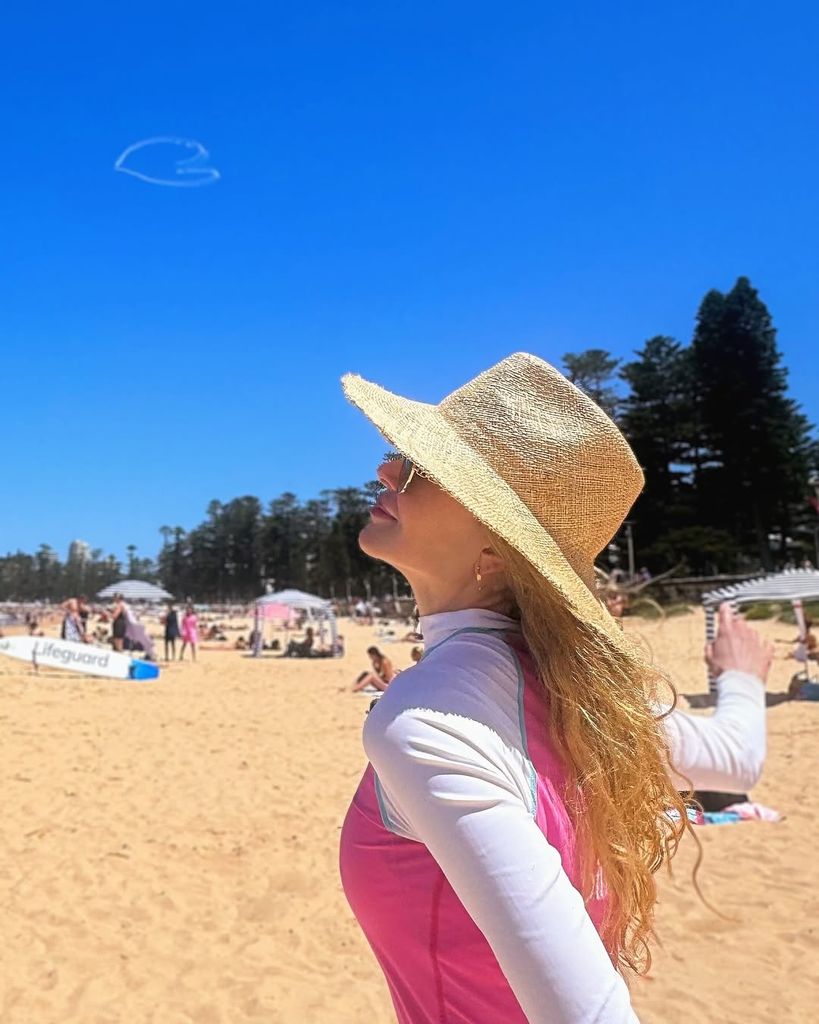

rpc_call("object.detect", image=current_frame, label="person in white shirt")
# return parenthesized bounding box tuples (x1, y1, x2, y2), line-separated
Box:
(339, 353, 774, 1024)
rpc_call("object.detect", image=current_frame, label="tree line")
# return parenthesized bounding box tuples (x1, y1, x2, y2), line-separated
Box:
(1, 276, 816, 602)
(566, 276, 817, 574)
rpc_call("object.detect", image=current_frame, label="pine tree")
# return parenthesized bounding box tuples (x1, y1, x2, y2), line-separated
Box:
(618, 337, 701, 565)
(691, 276, 816, 569)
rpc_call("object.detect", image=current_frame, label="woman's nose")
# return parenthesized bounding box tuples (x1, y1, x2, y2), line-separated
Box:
(377, 460, 401, 491)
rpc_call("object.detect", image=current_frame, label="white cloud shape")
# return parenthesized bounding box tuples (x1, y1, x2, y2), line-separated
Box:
(114, 136, 221, 187)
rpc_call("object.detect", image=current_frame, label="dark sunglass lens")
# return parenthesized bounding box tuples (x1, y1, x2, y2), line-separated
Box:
(398, 458, 413, 490)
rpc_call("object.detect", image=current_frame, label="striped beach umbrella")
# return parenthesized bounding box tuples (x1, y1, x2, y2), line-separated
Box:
(96, 580, 174, 602)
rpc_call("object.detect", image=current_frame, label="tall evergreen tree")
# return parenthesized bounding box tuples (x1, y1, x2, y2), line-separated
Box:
(618, 337, 699, 566)
(691, 276, 815, 569)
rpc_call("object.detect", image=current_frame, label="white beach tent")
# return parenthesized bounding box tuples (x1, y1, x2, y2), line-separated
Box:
(97, 580, 174, 602)
(702, 568, 819, 690)
(252, 588, 338, 657)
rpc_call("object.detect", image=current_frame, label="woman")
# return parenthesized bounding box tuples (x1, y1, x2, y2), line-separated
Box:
(60, 598, 86, 644)
(163, 602, 181, 661)
(338, 353, 771, 1023)
(179, 604, 198, 662)
(351, 645, 398, 693)
(110, 595, 127, 652)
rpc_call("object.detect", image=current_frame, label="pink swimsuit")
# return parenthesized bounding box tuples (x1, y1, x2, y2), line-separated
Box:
(181, 614, 198, 644)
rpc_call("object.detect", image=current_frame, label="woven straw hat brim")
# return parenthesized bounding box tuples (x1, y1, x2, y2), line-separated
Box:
(342, 373, 644, 664)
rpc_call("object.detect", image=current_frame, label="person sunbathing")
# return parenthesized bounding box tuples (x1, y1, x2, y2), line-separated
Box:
(282, 627, 315, 657)
(313, 634, 346, 658)
(790, 677, 819, 700)
(351, 646, 398, 692)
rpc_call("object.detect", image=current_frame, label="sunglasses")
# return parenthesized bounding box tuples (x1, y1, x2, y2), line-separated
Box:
(384, 452, 427, 494)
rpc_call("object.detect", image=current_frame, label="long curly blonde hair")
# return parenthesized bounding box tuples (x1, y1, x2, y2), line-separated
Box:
(489, 533, 701, 979)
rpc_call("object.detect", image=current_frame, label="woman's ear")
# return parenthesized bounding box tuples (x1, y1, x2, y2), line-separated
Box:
(479, 545, 505, 578)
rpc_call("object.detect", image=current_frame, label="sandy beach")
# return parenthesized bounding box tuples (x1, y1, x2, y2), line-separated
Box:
(1, 609, 817, 1023)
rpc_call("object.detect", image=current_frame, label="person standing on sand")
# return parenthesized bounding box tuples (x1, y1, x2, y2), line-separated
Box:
(179, 604, 198, 662)
(110, 594, 127, 652)
(338, 353, 772, 1023)
(77, 595, 91, 635)
(163, 602, 181, 661)
(60, 599, 86, 643)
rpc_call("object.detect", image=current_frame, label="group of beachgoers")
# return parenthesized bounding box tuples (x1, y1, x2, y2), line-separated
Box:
(159, 601, 199, 661)
(47, 596, 200, 664)
(54, 594, 157, 659)
(277, 625, 345, 658)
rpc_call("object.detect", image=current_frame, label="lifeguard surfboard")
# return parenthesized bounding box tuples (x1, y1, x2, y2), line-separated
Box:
(0, 636, 159, 680)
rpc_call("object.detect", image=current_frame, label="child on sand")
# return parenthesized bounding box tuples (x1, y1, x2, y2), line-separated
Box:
(179, 604, 198, 662)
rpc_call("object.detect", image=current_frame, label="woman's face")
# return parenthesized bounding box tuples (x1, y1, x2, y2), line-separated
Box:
(359, 456, 494, 586)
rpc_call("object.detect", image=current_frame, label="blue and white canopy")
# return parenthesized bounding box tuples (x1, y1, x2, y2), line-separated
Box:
(97, 580, 174, 601)
(257, 588, 332, 611)
(253, 589, 337, 656)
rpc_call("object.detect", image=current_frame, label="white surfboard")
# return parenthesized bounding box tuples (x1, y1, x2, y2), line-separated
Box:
(0, 636, 159, 680)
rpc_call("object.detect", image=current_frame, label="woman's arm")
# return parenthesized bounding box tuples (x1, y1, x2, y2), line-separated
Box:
(659, 603, 773, 793)
(659, 669, 766, 791)
(364, 708, 639, 1024)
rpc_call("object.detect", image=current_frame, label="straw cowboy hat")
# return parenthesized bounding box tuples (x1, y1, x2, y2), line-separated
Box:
(342, 351, 646, 659)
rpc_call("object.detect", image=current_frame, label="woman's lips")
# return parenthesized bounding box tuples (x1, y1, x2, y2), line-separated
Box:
(371, 501, 397, 521)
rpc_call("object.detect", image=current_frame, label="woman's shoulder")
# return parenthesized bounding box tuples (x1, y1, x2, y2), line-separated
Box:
(364, 632, 526, 755)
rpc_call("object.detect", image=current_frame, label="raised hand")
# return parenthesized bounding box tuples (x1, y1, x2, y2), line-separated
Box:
(705, 602, 774, 684)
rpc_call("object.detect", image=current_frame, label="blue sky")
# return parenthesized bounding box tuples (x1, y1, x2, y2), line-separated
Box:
(3, 3, 817, 563)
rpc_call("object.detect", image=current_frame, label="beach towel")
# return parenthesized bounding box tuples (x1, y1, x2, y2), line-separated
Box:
(722, 801, 784, 822)
(671, 801, 784, 826)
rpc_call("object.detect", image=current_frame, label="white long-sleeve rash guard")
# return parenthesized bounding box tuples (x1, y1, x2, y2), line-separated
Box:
(362, 608, 767, 1023)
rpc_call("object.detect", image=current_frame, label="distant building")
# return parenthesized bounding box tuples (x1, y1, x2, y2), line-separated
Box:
(68, 539, 91, 564)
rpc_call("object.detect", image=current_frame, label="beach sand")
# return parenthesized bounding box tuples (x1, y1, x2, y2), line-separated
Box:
(1, 609, 816, 1023)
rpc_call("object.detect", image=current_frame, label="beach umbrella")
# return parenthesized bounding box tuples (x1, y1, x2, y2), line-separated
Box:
(97, 580, 174, 602)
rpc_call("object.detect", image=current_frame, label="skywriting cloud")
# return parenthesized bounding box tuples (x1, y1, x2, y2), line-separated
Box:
(114, 137, 220, 187)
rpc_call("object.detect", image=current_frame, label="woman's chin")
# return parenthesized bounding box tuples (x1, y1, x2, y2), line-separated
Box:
(359, 519, 399, 559)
